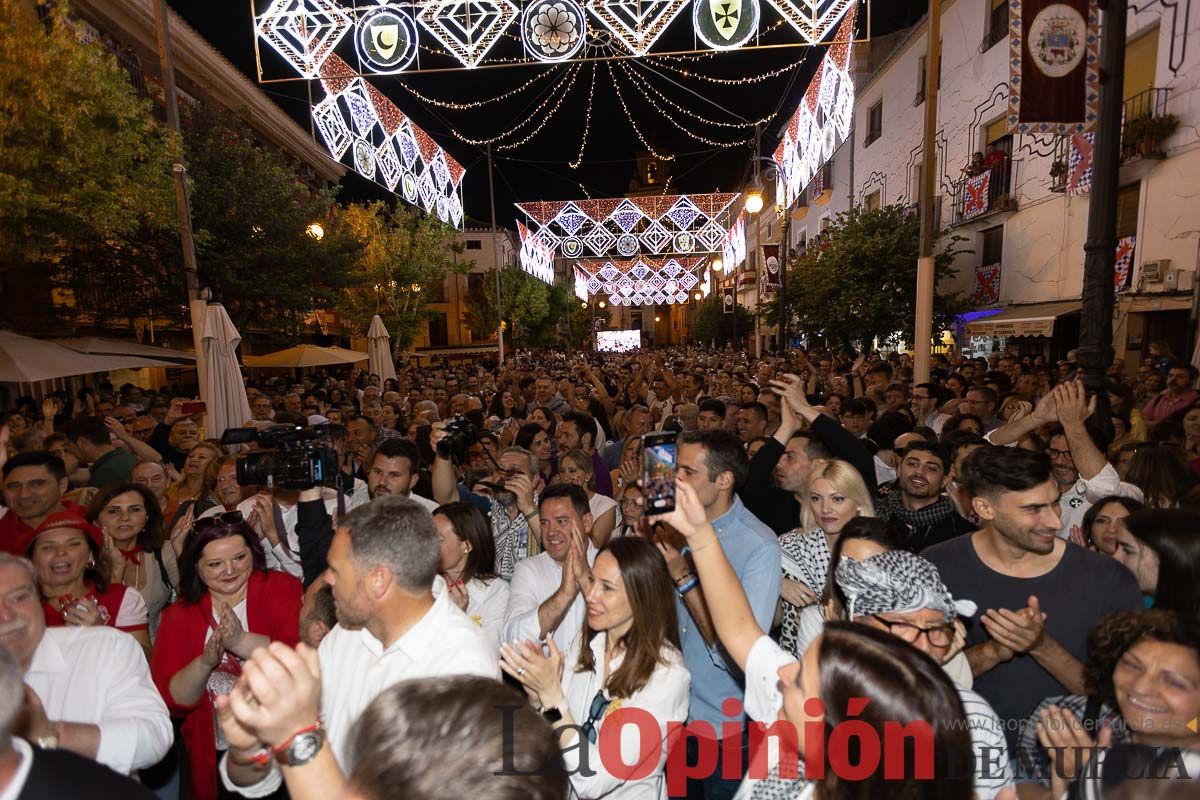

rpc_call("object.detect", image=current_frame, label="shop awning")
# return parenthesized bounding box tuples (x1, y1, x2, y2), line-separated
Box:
(964, 301, 1082, 338)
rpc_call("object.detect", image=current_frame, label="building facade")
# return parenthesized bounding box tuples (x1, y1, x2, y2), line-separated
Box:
(770, 0, 1200, 368)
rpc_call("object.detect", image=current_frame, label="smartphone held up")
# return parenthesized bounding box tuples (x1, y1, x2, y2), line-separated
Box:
(640, 431, 677, 515)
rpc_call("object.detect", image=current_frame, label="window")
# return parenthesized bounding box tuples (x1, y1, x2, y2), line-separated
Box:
(912, 162, 923, 201)
(465, 239, 482, 250)
(426, 279, 447, 304)
(985, 0, 1009, 50)
(981, 225, 1004, 265)
(864, 190, 881, 211)
(467, 272, 484, 293)
(865, 101, 883, 146)
(820, 213, 833, 233)
(1123, 28, 1159, 103)
(1116, 183, 1140, 239)
(428, 312, 449, 347)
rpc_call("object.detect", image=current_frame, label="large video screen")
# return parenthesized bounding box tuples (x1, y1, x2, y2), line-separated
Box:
(597, 329, 641, 353)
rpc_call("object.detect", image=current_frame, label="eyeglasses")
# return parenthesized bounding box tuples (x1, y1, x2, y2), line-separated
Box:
(1046, 448, 1074, 462)
(193, 510, 245, 532)
(579, 690, 612, 744)
(872, 616, 955, 648)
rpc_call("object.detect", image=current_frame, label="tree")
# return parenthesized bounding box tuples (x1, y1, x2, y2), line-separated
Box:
(0, 1, 175, 274)
(337, 201, 468, 351)
(186, 109, 362, 336)
(463, 265, 553, 349)
(762, 204, 971, 348)
(692, 295, 754, 346)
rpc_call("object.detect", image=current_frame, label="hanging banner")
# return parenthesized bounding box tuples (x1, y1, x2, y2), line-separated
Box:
(1008, 0, 1100, 135)
(722, 286, 736, 313)
(1067, 132, 1094, 195)
(975, 264, 1002, 305)
(963, 172, 991, 220)
(1115, 235, 1136, 291)
(761, 244, 781, 294)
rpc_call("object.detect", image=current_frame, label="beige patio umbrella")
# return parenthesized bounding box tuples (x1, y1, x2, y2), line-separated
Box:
(366, 315, 397, 383)
(0, 330, 179, 382)
(242, 344, 368, 369)
(54, 336, 197, 364)
(199, 304, 252, 439)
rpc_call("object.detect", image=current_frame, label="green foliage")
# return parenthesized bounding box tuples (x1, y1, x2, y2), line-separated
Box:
(336, 201, 468, 350)
(762, 204, 971, 347)
(691, 295, 754, 347)
(0, 0, 174, 272)
(187, 109, 362, 336)
(463, 265, 559, 349)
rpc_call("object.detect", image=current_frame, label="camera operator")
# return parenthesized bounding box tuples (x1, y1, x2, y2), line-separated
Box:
(431, 422, 541, 582)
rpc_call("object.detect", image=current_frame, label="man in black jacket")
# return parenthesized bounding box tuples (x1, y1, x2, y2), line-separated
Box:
(876, 442, 976, 551)
(740, 374, 877, 535)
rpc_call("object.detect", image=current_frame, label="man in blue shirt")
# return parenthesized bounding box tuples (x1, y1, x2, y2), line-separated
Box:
(655, 429, 781, 800)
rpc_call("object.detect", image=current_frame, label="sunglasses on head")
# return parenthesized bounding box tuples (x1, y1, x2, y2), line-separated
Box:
(192, 510, 244, 532)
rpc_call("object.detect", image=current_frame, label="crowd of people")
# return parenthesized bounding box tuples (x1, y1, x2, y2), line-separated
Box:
(0, 341, 1197, 800)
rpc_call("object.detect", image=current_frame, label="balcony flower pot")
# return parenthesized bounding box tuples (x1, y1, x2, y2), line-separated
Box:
(1125, 113, 1179, 158)
(1049, 159, 1067, 178)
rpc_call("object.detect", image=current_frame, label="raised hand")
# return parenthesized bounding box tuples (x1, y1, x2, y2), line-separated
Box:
(226, 643, 322, 749)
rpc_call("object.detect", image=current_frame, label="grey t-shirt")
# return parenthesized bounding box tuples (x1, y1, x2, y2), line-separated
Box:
(924, 534, 1141, 753)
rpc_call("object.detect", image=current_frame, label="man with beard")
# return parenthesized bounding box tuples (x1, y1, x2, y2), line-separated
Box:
(987, 380, 1142, 535)
(876, 443, 975, 551)
(219, 497, 498, 796)
(1142, 363, 1199, 423)
(923, 446, 1141, 756)
(365, 439, 437, 511)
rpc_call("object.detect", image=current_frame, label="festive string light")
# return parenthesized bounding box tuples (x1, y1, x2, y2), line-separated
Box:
(568, 62, 596, 168)
(440, 64, 580, 146)
(617, 62, 751, 147)
(654, 52, 809, 84)
(607, 62, 674, 162)
(394, 68, 558, 110)
(623, 61, 771, 129)
(496, 64, 584, 150)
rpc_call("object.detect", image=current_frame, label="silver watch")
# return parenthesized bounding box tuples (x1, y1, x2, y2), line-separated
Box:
(274, 728, 326, 767)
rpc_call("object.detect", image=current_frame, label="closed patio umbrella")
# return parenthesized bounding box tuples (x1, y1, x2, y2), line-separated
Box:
(200, 304, 252, 439)
(367, 315, 397, 383)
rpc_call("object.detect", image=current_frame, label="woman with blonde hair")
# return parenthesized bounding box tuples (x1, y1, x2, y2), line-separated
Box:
(165, 441, 222, 519)
(777, 458, 875, 657)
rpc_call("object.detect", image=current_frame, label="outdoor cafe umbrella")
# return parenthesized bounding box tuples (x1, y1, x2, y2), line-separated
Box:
(367, 315, 397, 383)
(200, 304, 252, 440)
(242, 344, 368, 369)
(0, 330, 178, 383)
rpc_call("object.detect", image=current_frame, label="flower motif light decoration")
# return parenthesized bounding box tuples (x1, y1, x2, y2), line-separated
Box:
(575, 257, 707, 305)
(772, 4, 857, 208)
(515, 194, 739, 277)
(315, 55, 465, 227)
(253, 0, 859, 73)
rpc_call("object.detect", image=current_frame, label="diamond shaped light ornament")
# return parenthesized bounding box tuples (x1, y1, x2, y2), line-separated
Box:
(418, 0, 519, 68)
(765, 0, 854, 44)
(587, 0, 691, 55)
(257, 0, 353, 78)
(312, 96, 352, 160)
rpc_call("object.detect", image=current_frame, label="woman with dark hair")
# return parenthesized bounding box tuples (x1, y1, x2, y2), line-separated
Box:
(87, 482, 179, 639)
(1028, 609, 1200, 800)
(945, 373, 969, 400)
(500, 537, 690, 799)
(528, 406, 558, 438)
(1124, 443, 1196, 509)
(516, 421, 555, 484)
(150, 514, 301, 800)
(434, 502, 509, 647)
(21, 511, 152, 655)
(650, 480, 976, 800)
(1075, 495, 1145, 556)
(1115, 509, 1200, 615)
(942, 412, 984, 437)
(486, 388, 524, 421)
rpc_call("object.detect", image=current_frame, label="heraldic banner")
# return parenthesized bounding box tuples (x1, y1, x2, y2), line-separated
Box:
(722, 286, 736, 314)
(761, 244, 780, 294)
(1008, 0, 1100, 135)
(975, 264, 1002, 305)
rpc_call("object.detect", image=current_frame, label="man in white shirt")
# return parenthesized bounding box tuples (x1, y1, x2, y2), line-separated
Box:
(0, 554, 172, 776)
(503, 483, 597, 654)
(219, 496, 498, 796)
(364, 438, 438, 511)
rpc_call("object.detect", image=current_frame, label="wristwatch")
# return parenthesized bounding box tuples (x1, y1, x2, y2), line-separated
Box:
(274, 723, 326, 767)
(35, 722, 59, 750)
(541, 705, 563, 724)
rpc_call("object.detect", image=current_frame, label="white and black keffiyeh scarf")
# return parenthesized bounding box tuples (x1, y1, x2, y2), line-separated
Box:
(835, 550, 977, 622)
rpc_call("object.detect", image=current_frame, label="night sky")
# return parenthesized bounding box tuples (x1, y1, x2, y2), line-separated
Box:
(169, 0, 926, 225)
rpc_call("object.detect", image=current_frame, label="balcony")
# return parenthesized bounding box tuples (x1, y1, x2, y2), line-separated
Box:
(950, 159, 1021, 230)
(1121, 87, 1176, 162)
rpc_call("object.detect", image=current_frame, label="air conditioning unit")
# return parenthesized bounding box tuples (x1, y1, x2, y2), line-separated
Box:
(1142, 259, 1170, 282)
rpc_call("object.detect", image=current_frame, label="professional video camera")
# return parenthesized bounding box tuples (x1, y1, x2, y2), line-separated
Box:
(436, 414, 479, 461)
(220, 424, 337, 490)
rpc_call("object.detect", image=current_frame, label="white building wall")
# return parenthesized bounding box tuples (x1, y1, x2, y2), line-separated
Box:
(782, 0, 1200, 348)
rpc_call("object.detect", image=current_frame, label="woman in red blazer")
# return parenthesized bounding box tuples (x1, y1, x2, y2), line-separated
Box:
(150, 512, 301, 800)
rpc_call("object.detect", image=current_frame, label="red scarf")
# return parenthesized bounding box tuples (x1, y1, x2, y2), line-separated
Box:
(117, 544, 143, 565)
(41, 582, 123, 628)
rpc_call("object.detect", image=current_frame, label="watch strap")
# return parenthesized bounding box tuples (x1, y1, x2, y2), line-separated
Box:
(272, 722, 323, 765)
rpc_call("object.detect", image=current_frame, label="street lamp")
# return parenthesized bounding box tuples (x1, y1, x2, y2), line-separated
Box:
(411, 283, 421, 292)
(655, 315, 661, 322)
(693, 291, 703, 301)
(581, 301, 588, 308)
(306, 222, 325, 241)
(598, 300, 606, 309)
(745, 191, 764, 215)
(711, 257, 724, 273)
